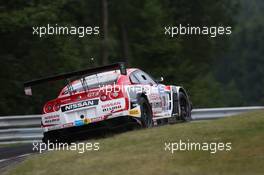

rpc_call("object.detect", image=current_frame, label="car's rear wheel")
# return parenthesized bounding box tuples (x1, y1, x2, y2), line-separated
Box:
(179, 92, 192, 121)
(42, 132, 54, 144)
(139, 97, 153, 128)
(42, 131, 70, 144)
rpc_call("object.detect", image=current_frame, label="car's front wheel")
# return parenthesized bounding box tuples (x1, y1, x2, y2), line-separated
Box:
(139, 97, 153, 128)
(179, 92, 192, 121)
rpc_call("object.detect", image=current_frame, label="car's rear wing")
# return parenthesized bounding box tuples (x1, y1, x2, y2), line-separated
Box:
(24, 62, 127, 96)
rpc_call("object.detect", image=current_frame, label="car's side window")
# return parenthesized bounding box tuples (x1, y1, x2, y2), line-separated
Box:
(143, 72, 156, 85)
(134, 70, 156, 85)
(129, 72, 140, 84)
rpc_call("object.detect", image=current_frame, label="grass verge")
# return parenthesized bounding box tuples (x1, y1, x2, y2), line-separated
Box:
(5, 111, 264, 175)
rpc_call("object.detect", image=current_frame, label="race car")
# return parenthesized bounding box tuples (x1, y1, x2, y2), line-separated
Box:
(24, 63, 192, 143)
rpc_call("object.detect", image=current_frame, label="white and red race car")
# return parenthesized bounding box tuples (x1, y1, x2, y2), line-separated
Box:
(24, 63, 192, 142)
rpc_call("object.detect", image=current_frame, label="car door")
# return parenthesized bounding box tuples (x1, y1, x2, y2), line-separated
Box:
(131, 70, 165, 117)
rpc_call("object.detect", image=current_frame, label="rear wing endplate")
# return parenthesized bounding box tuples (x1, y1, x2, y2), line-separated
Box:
(23, 62, 127, 96)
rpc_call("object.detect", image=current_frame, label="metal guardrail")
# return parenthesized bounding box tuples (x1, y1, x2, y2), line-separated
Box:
(0, 106, 263, 144)
(0, 115, 42, 143)
(191, 106, 264, 120)
(0, 115, 41, 129)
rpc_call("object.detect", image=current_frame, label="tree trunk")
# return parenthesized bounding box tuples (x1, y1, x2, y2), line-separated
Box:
(121, 24, 130, 66)
(102, 0, 109, 65)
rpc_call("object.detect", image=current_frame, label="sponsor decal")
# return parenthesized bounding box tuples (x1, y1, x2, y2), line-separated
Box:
(165, 86, 171, 91)
(91, 116, 106, 122)
(62, 122, 74, 128)
(44, 118, 59, 124)
(149, 94, 161, 101)
(129, 107, 141, 117)
(47, 125, 61, 131)
(161, 94, 170, 111)
(101, 101, 122, 112)
(74, 120, 84, 126)
(102, 105, 122, 112)
(44, 115, 60, 120)
(101, 101, 121, 108)
(87, 91, 100, 98)
(84, 118, 91, 124)
(151, 102, 162, 108)
(158, 85, 165, 93)
(44, 115, 60, 124)
(61, 99, 99, 112)
(129, 109, 140, 115)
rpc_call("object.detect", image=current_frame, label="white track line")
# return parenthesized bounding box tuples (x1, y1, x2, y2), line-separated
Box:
(0, 153, 32, 163)
(0, 159, 8, 163)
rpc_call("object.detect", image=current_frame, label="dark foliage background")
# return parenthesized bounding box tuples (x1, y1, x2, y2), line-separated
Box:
(0, 0, 263, 115)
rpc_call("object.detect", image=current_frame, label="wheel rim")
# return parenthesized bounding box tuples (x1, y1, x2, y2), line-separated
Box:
(142, 103, 152, 127)
(180, 96, 189, 120)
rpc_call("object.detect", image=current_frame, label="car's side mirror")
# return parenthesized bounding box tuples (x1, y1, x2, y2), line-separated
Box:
(155, 76, 164, 83)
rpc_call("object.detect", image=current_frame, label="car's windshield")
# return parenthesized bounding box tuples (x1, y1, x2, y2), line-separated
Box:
(61, 71, 119, 95)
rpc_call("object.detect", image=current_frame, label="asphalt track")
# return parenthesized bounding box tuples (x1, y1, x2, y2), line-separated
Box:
(0, 143, 34, 172)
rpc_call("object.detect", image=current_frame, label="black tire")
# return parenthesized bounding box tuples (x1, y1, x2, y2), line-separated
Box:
(138, 97, 153, 128)
(42, 132, 53, 144)
(179, 92, 192, 121)
(42, 131, 70, 144)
